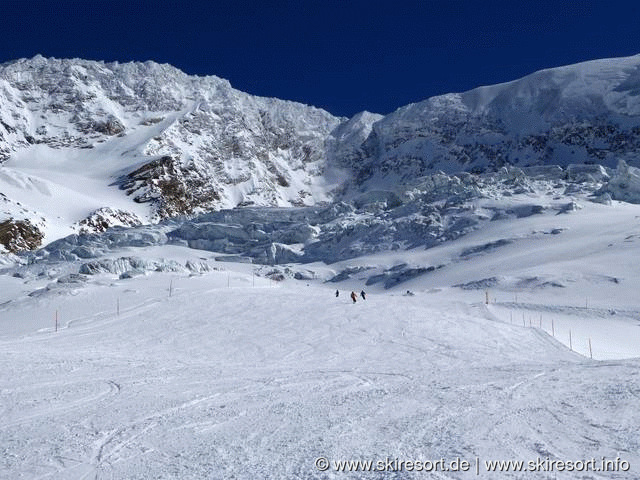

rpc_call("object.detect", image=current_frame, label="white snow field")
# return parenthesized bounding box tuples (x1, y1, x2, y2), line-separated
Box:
(326, 197, 640, 361)
(2, 200, 640, 479)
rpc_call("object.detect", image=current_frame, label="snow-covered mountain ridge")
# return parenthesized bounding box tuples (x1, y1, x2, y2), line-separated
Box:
(341, 55, 640, 191)
(3, 54, 640, 253)
(0, 55, 342, 247)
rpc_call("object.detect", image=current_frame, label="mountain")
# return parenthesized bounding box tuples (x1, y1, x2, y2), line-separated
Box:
(3, 54, 640, 253)
(0, 55, 342, 248)
(334, 54, 640, 193)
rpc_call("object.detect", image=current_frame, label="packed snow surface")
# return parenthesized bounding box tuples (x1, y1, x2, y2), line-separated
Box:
(1, 271, 639, 479)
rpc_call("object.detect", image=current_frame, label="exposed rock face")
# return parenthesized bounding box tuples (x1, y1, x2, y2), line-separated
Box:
(76, 207, 142, 234)
(0, 219, 44, 252)
(90, 116, 125, 136)
(118, 155, 214, 218)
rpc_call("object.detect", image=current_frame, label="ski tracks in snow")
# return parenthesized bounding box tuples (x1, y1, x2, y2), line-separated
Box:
(2, 278, 640, 478)
(1, 380, 121, 430)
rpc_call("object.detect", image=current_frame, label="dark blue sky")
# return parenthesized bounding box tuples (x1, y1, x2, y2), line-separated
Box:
(1, 1, 639, 117)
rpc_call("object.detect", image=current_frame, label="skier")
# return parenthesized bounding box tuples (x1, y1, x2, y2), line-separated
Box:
(335, 289, 339, 298)
(360, 290, 366, 300)
(350, 291, 357, 303)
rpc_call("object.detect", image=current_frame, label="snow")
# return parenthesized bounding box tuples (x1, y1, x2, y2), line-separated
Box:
(323, 193, 640, 360)
(1, 268, 639, 479)
(2, 194, 640, 478)
(2, 54, 640, 479)
(4, 53, 640, 251)
(333, 54, 640, 189)
(0, 56, 341, 242)
(602, 160, 640, 203)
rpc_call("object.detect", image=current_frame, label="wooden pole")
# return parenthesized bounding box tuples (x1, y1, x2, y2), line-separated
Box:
(169, 279, 173, 297)
(569, 329, 572, 351)
(522, 313, 525, 327)
(589, 338, 593, 359)
(117, 297, 120, 316)
(485, 290, 489, 305)
(552, 318, 555, 337)
(55, 310, 58, 332)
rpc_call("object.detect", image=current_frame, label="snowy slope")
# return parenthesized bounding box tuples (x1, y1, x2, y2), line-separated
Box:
(0, 253, 639, 478)
(324, 195, 640, 361)
(3, 53, 640, 479)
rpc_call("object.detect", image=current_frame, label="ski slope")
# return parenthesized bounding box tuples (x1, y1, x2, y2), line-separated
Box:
(2, 185, 640, 478)
(322, 197, 640, 362)
(1, 263, 639, 479)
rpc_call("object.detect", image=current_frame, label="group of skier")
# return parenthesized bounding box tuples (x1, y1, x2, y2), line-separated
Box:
(335, 289, 366, 303)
